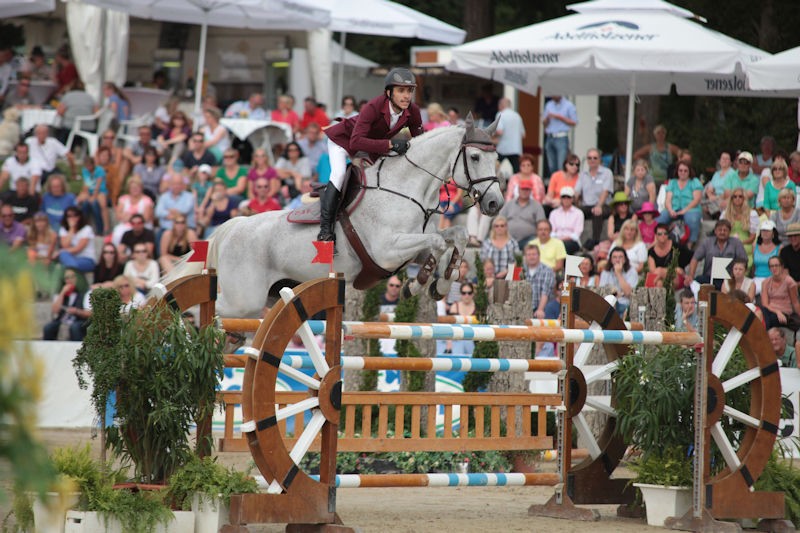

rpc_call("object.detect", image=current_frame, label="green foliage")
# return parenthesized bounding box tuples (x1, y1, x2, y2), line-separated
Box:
(89, 488, 174, 533)
(630, 446, 694, 487)
(663, 249, 680, 328)
(392, 280, 424, 392)
(755, 454, 800, 527)
(464, 252, 497, 392)
(106, 307, 225, 483)
(359, 281, 384, 391)
(383, 449, 510, 474)
(166, 456, 257, 510)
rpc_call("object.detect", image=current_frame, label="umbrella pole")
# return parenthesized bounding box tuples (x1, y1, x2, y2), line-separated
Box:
(194, 21, 208, 116)
(624, 76, 636, 181)
(337, 32, 347, 112)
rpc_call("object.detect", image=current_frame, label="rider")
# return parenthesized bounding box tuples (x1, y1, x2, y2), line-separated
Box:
(319, 67, 424, 248)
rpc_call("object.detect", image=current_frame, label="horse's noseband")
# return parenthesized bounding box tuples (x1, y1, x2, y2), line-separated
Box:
(455, 141, 500, 203)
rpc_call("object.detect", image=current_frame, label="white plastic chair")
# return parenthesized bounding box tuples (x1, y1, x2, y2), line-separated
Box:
(117, 113, 154, 146)
(65, 106, 114, 157)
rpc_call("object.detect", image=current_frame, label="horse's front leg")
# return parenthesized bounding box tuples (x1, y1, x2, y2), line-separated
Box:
(429, 226, 469, 300)
(386, 232, 448, 297)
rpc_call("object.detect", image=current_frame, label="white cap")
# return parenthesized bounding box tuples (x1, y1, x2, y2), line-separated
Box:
(198, 164, 212, 175)
(560, 186, 575, 198)
(759, 220, 776, 232)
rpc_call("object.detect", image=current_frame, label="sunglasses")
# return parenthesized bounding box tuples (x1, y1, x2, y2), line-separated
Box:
(461, 291, 473, 295)
(656, 231, 668, 236)
(224, 154, 236, 159)
(255, 185, 269, 189)
(66, 213, 80, 218)
(102, 135, 115, 140)
(134, 249, 148, 254)
(388, 283, 402, 288)
(566, 161, 578, 166)
(772, 167, 784, 171)
(586, 156, 599, 160)
(732, 194, 744, 198)
(493, 224, 506, 228)
(102, 250, 116, 255)
(117, 283, 130, 288)
(738, 159, 751, 164)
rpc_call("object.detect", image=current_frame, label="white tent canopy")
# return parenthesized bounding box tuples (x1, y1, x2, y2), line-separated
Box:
(746, 46, 800, 91)
(0, 0, 54, 18)
(448, 0, 771, 178)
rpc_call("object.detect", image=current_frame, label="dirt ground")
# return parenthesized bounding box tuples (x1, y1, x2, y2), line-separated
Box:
(10, 428, 670, 533)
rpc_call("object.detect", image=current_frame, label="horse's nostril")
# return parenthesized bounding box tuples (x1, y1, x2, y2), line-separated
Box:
(488, 200, 497, 213)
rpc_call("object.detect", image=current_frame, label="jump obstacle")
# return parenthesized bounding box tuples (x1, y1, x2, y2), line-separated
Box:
(155, 271, 786, 532)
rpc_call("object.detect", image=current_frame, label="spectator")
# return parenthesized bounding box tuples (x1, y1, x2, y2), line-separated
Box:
(770, 189, 800, 243)
(685, 219, 747, 288)
(4, 74, 34, 110)
(157, 111, 192, 167)
(275, 142, 312, 201)
(296, 122, 326, 173)
(760, 256, 800, 331)
(0, 142, 42, 193)
(111, 177, 154, 244)
(656, 160, 703, 246)
(200, 179, 238, 237)
(720, 186, 758, 267)
(753, 220, 780, 295)
(647, 223, 690, 289)
(42, 268, 90, 341)
(473, 84, 499, 128)
(76, 153, 109, 236)
(158, 216, 198, 274)
(721, 259, 755, 303)
(494, 97, 525, 173)
(575, 148, 613, 245)
(152, 95, 181, 138)
(102, 82, 131, 123)
(51, 47, 79, 99)
(575, 254, 600, 288)
(155, 173, 196, 233)
(759, 157, 795, 214)
(0, 47, 16, 106)
(481, 258, 498, 294)
(26, 212, 57, 269)
(92, 242, 124, 288)
(241, 177, 281, 215)
(768, 327, 797, 368)
(599, 248, 638, 318)
(215, 148, 248, 204)
(41, 174, 76, 231)
(0, 203, 26, 251)
(124, 125, 161, 177)
(1, 176, 40, 224)
(380, 275, 402, 313)
(505, 153, 544, 203)
(665, 148, 693, 184)
(724, 151, 759, 208)
(754, 135, 776, 175)
(201, 107, 230, 163)
(26, 124, 75, 181)
(57, 206, 96, 273)
(499, 179, 545, 249)
(789, 151, 800, 185)
(299, 96, 330, 130)
(438, 177, 463, 230)
(704, 150, 737, 216)
(674, 289, 698, 333)
(479, 216, 518, 279)
(133, 146, 167, 202)
(625, 159, 656, 215)
(21, 46, 51, 81)
(95, 130, 124, 205)
(632, 124, 680, 187)
(449, 281, 477, 316)
(445, 261, 473, 306)
(246, 148, 279, 199)
(181, 132, 217, 178)
(334, 95, 359, 120)
(114, 274, 147, 313)
(224, 92, 266, 119)
(636, 202, 659, 247)
(523, 243, 558, 320)
(780, 223, 800, 282)
(286, 177, 314, 210)
(610, 219, 647, 274)
(528, 219, 566, 274)
(193, 164, 214, 224)
(542, 95, 577, 178)
(54, 80, 96, 145)
(424, 103, 450, 131)
(271, 94, 301, 135)
(544, 153, 580, 213)
(123, 243, 160, 294)
(548, 186, 583, 254)
(606, 191, 634, 244)
(118, 213, 156, 261)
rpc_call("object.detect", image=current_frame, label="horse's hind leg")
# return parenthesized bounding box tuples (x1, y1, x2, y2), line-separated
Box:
(388, 232, 448, 297)
(429, 226, 469, 300)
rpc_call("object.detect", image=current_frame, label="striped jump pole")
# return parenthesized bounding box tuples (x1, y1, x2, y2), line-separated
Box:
(312, 472, 560, 488)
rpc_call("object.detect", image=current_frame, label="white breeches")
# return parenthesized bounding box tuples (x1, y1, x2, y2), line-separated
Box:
(327, 138, 349, 191)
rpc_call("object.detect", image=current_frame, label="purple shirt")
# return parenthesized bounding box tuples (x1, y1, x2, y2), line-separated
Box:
(1, 220, 27, 246)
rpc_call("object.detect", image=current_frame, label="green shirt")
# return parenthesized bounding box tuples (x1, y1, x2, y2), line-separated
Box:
(215, 165, 249, 190)
(781, 346, 796, 368)
(724, 172, 760, 207)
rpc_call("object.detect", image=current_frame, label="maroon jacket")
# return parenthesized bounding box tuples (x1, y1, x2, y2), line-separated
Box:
(325, 93, 424, 160)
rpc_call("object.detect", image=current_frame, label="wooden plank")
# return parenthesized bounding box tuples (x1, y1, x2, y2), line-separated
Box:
(394, 405, 404, 439)
(344, 405, 355, 439)
(426, 405, 436, 438)
(378, 405, 388, 438)
(459, 405, 469, 439)
(335, 436, 553, 453)
(522, 405, 532, 437)
(410, 405, 421, 438)
(224, 403, 235, 440)
(475, 407, 485, 438)
(507, 405, 517, 438)
(491, 406, 500, 438)
(361, 405, 372, 438)
(537, 407, 546, 437)
(443, 405, 453, 438)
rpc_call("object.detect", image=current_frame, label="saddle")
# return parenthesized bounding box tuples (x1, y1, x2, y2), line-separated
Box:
(286, 159, 394, 290)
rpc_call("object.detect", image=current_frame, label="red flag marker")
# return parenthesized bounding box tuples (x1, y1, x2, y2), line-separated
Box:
(188, 241, 209, 265)
(312, 241, 335, 266)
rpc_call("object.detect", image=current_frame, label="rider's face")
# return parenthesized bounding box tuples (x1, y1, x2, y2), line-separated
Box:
(389, 86, 414, 111)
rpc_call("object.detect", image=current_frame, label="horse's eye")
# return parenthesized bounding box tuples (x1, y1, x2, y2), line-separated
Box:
(470, 153, 480, 162)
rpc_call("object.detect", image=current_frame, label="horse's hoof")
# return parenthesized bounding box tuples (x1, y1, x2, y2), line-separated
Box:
(444, 248, 460, 281)
(402, 281, 414, 299)
(428, 282, 444, 301)
(417, 254, 437, 285)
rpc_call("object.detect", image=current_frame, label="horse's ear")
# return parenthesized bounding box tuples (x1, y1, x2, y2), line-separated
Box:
(484, 117, 500, 137)
(464, 112, 475, 131)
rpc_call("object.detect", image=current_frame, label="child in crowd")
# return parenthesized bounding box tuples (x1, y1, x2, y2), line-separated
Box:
(636, 202, 659, 247)
(76, 153, 109, 235)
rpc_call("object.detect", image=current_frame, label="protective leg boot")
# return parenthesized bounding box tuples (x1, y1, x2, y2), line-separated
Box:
(317, 183, 341, 252)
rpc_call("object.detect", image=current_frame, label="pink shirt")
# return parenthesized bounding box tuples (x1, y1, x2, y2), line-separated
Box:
(549, 205, 584, 242)
(763, 275, 797, 314)
(639, 219, 658, 245)
(506, 173, 545, 203)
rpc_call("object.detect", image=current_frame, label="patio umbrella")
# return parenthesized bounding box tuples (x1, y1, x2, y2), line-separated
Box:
(305, 0, 466, 108)
(0, 0, 54, 18)
(448, 0, 770, 178)
(745, 46, 800, 148)
(80, 0, 331, 114)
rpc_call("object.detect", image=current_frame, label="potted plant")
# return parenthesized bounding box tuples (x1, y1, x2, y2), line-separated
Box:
(614, 343, 696, 526)
(166, 456, 258, 533)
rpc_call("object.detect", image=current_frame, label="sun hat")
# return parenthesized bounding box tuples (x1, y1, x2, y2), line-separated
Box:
(560, 186, 574, 198)
(611, 191, 631, 205)
(635, 201, 659, 217)
(737, 151, 754, 163)
(786, 223, 800, 236)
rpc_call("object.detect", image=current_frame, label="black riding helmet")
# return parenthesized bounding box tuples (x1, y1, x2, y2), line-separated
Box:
(384, 67, 417, 91)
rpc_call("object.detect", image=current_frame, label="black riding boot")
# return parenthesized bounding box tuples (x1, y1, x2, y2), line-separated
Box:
(317, 182, 341, 250)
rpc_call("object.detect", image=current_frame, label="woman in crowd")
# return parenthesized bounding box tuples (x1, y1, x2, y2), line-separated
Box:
(599, 248, 639, 318)
(334, 95, 359, 120)
(753, 220, 780, 295)
(158, 215, 198, 274)
(95, 134, 124, 205)
(760, 256, 800, 331)
(43, 268, 90, 341)
(246, 148, 279, 200)
(424, 103, 450, 131)
(759, 158, 795, 213)
(721, 186, 758, 267)
(200, 179, 238, 237)
(41, 174, 76, 231)
(56, 206, 96, 273)
(133, 146, 166, 202)
(123, 243, 160, 294)
(114, 274, 146, 313)
(215, 148, 248, 204)
(93, 243, 125, 288)
(647, 223, 689, 289)
(157, 110, 192, 165)
(575, 254, 600, 288)
(544, 153, 580, 212)
(26, 212, 57, 269)
(480, 216, 518, 280)
(271, 94, 301, 135)
(721, 259, 755, 303)
(111, 176, 154, 244)
(482, 258, 497, 294)
(192, 164, 214, 224)
(625, 159, 656, 214)
(505, 153, 545, 203)
(610, 219, 647, 273)
(438, 177, 463, 230)
(275, 142, 312, 202)
(449, 282, 476, 316)
(632, 124, 680, 186)
(103, 82, 131, 123)
(704, 150, 737, 216)
(769, 188, 800, 242)
(201, 106, 230, 163)
(153, 95, 182, 138)
(656, 160, 703, 246)
(606, 191, 634, 244)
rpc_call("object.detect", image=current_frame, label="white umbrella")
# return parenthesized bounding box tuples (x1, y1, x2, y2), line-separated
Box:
(448, 0, 770, 178)
(305, 0, 466, 108)
(0, 0, 54, 18)
(746, 46, 800, 91)
(80, 0, 331, 113)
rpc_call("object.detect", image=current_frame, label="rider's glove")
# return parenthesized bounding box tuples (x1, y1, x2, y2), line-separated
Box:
(390, 139, 409, 155)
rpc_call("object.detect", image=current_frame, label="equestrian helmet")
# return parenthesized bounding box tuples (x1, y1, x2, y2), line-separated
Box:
(384, 68, 417, 90)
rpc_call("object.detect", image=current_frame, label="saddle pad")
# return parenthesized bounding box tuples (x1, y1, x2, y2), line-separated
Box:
(286, 163, 368, 224)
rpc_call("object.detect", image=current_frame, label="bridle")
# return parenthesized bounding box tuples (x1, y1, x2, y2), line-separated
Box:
(364, 134, 500, 231)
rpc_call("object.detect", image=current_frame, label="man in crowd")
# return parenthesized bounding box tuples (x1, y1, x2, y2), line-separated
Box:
(499, 179, 545, 250)
(674, 289, 698, 333)
(0, 142, 42, 193)
(1, 176, 39, 224)
(122, 125, 161, 175)
(4, 74, 34, 110)
(524, 243, 558, 321)
(297, 122, 326, 173)
(118, 213, 156, 261)
(380, 275, 403, 313)
(768, 327, 796, 368)
(155, 174, 196, 236)
(780, 223, 800, 281)
(224, 92, 266, 119)
(575, 148, 613, 245)
(0, 204, 26, 250)
(548, 186, 584, 254)
(788, 151, 800, 185)
(494, 97, 525, 172)
(54, 79, 96, 144)
(685, 219, 747, 288)
(542, 95, 577, 178)
(26, 124, 75, 181)
(300, 97, 330, 131)
(181, 133, 217, 179)
(531, 219, 566, 274)
(724, 151, 759, 208)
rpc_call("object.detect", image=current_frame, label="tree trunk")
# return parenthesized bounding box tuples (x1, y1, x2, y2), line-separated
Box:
(463, 0, 494, 41)
(342, 286, 366, 392)
(758, 0, 777, 51)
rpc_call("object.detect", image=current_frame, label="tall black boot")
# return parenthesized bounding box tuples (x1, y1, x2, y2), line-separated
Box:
(317, 182, 341, 249)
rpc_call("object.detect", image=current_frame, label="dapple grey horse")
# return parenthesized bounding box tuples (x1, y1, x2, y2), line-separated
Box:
(161, 117, 503, 318)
